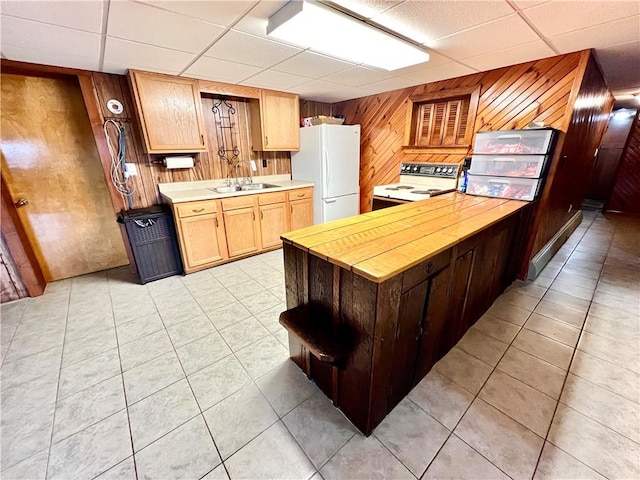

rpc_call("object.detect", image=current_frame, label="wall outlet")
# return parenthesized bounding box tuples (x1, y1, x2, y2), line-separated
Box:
(262, 158, 267, 168)
(124, 163, 138, 178)
(250, 159, 257, 171)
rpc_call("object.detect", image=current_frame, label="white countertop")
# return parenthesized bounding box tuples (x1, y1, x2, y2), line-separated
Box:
(159, 175, 314, 203)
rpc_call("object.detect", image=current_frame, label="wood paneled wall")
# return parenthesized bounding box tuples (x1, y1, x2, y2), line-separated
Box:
(530, 53, 614, 256)
(333, 52, 586, 212)
(606, 112, 640, 214)
(300, 100, 334, 119)
(92, 73, 296, 209)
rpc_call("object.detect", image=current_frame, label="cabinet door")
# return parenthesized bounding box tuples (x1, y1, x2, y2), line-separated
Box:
(290, 198, 313, 231)
(129, 70, 206, 153)
(259, 91, 300, 151)
(388, 280, 428, 410)
(178, 213, 226, 270)
(260, 203, 287, 248)
(223, 207, 261, 257)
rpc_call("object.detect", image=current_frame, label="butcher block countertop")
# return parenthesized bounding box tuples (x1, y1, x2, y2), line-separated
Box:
(281, 192, 528, 283)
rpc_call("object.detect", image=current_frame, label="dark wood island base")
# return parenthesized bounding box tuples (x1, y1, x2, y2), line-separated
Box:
(280, 193, 532, 435)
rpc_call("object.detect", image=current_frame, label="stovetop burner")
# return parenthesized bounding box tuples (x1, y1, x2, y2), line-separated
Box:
(386, 185, 414, 190)
(412, 189, 442, 195)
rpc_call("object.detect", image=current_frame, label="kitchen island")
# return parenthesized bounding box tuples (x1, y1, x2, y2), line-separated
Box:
(280, 192, 531, 435)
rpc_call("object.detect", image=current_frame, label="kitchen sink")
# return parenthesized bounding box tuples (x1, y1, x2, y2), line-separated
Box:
(212, 185, 241, 193)
(240, 183, 279, 191)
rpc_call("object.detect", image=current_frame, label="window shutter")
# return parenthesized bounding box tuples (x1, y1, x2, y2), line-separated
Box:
(410, 90, 475, 148)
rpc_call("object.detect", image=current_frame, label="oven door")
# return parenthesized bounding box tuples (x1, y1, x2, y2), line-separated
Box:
(372, 196, 409, 211)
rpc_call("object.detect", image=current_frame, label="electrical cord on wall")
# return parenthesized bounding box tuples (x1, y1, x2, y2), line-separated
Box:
(103, 119, 135, 209)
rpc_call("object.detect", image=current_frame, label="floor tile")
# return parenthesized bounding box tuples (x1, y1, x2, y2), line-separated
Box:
(485, 301, 531, 326)
(456, 327, 509, 366)
(560, 373, 640, 443)
(524, 313, 581, 347)
(175, 332, 231, 375)
(479, 370, 556, 437)
(542, 290, 591, 314)
(454, 398, 544, 480)
(511, 328, 573, 370)
(235, 335, 289, 379)
(135, 416, 221, 480)
(128, 378, 200, 451)
(115, 312, 164, 344)
(219, 317, 270, 352)
(111, 295, 157, 326)
(320, 433, 413, 480)
(570, 349, 640, 403)
(188, 355, 252, 410)
(94, 456, 136, 480)
(584, 313, 639, 348)
(203, 383, 278, 460)
(227, 279, 265, 300)
(123, 351, 185, 405)
(47, 409, 132, 480)
(550, 279, 594, 301)
(593, 290, 640, 314)
(588, 301, 637, 325)
(58, 348, 121, 400)
(577, 330, 640, 374)
(61, 327, 117, 368)
(240, 290, 282, 315)
(506, 280, 548, 299)
(497, 347, 566, 399)
(496, 289, 540, 310)
(254, 302, 286, 333)
(1, 402, 55, 468)
(118, 329, 173, 372)
(206, 301, 252, 330)
(156, 299, 206, 326)
(554, 270, 598, 290)
(283, 390, 356, 469)
(253, 270, 285, 289)
(225, 421, 315, 480)
(423, 434, 510, 480)
(374, 398, 449, 477)
(534, 442, 606, 480)
(4, 328, 66, 363)
(408, 369, 474, 430)
(256, 361, 320, 416)
(533, 299, 587, 329)
(1, 368, 59, 418)
(214, 269, 251, 288)
(0, 345, 62, 389)
(433, 347, 493, 394)
(201, 464, 230, 480)
(52, 375, 125, 444)
(0, 449, 49, 480)
(548, 404, 640, 479)
(472, 314, 521, 343)
(166, 314, 216, 348)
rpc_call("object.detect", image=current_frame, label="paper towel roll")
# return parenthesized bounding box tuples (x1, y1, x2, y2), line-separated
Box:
(164, 156, 195, 169)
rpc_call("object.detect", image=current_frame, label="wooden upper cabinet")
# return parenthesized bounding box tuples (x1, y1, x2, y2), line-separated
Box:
(128, 70, 206, 154)
(250, 90, 300, 151)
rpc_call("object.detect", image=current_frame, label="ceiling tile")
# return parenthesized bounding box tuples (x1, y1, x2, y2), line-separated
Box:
(1, 16, 101, 63)
(392, 51, 453, 76)
(397, 62, 477, 83)
(330, 0, 403, 19)
(463, 40, 556, 71)
(549, 15, 640, 54)
(108, 1, 226, 53)
(511, 0, 552, 9)
(183, 56, 262, 84)
(595, 41, 640, 90)
(204, 30, 302, 68)
(1, 0, 103, 33)
(322, 66, 394, 86)
(290, 79, 350, 98)
(103, 37, 194, 74)
(3, 45, 100, 71)
(241, 69, 312, 89)
(362, 76, 420, 94)
(272, 51, 355, 78)
(232, 0, 289, 37)
(102, 62, 177, 76)
(523, 0, 640, 37)
(371, 1, 515, 44)
(139, 0, 257, 26)
(432, 14, 540, 59)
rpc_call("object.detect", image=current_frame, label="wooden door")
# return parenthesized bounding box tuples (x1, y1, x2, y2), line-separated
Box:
(290, 199, 313, 231)
(178, 213, 226, 270)
(223, 207, 260, 257)
(1, 235, 28, 302)
(129, 70, 206, 153)
(1, 74, 128, 282)
(260, 203, 287, 248)
(444, 249, 474, 351)
(260, 91, 300, 151)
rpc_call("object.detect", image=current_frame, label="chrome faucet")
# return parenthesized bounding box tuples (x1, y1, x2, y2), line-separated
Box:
(234, 160, 254, 186)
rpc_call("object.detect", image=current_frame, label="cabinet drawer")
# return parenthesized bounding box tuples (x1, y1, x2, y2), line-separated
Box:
(474, 129, 554, 155)
(288, 188, 312, 201)
(467, 174, 542, 201)
(401, 248, 451, 293)
(176, 200, 217, 218)
(221, 196, 255, 211)
(258, 191, 286, 205)
(469, 154, 548, 178)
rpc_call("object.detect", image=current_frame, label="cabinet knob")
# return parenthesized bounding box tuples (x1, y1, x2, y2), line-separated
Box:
(192, 208, 205, 213)
(215, 217, 219, 227)
(426, 261, 434, 274)
(14, 198, 29, 208)
(252, 211, 256, 221)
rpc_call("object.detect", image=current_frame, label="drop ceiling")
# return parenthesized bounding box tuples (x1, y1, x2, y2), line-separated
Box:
(1, 0, 639, 105)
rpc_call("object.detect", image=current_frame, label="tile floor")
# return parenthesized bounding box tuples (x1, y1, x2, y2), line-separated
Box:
(1, 211, 638, 480)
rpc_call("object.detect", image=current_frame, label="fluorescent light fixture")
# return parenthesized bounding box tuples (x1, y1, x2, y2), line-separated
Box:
(267, 0, 429, 71)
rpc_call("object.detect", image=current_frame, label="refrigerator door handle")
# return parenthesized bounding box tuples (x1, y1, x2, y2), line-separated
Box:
(324, 198, 337, 203)
(323, 150, 330, 195)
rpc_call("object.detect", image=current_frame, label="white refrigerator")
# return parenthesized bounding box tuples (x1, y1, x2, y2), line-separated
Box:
(291, 124, 361, 225)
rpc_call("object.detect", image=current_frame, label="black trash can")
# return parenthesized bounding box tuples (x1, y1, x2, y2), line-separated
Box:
(117, 205, 183, 284)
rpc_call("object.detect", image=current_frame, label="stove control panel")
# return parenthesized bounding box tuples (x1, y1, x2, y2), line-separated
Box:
(400, 163, 460, 178)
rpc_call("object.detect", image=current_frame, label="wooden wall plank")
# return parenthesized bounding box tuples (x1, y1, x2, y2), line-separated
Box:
(605, 111, 640, 214)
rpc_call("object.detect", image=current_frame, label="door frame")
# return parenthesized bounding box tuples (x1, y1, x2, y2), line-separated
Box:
(1, 59, 135, 296)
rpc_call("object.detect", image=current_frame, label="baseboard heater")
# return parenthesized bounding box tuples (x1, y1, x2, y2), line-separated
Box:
(527, 211, 583, 280)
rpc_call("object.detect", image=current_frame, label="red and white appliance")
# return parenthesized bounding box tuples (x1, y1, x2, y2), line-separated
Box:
(372, 163, 460, 210)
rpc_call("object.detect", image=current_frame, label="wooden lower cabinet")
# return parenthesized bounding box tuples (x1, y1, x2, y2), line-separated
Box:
(223, 207, 261, 257)
(260, 202, 287, 248)
(290, 198, 313, 231)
